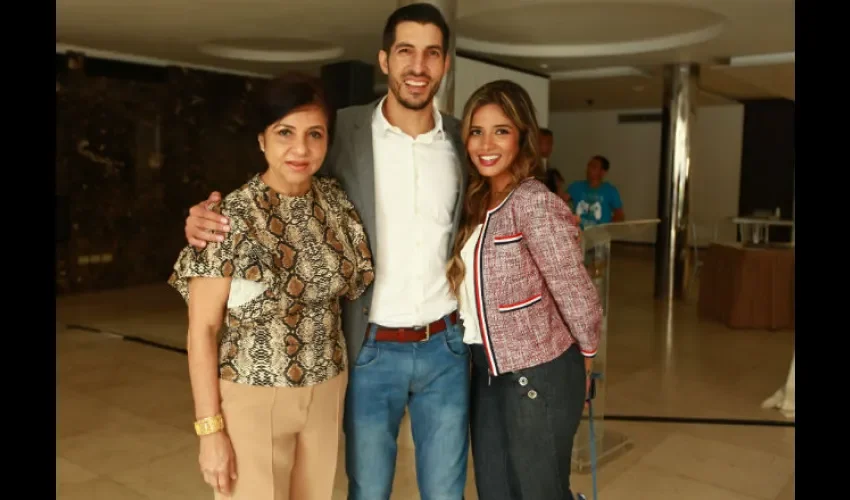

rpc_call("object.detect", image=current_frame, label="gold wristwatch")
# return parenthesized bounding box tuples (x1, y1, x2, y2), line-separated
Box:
(194, 414, 225, 436)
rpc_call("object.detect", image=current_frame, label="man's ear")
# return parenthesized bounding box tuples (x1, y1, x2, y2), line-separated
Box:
(378, 50, 389, 75)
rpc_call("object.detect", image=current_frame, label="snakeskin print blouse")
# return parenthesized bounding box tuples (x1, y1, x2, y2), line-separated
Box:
(168, 174, 374, 388)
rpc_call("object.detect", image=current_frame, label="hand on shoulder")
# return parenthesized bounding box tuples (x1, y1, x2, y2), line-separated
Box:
(185, 191, 231, 248)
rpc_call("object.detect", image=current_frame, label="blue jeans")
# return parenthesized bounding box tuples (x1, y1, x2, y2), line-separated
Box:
(344, 315, 470, 500)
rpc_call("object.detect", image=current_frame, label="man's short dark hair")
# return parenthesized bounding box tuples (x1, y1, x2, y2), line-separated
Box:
(591, 155, 610, 171)
(540, 128, 553, 137)
(382, 3, 451, 53)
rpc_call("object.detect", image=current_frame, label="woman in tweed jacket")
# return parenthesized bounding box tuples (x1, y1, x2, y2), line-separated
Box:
(447, 80, 602, 500)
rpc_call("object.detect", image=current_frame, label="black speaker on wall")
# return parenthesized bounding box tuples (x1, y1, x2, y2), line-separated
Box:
(321, 60, 375, 112)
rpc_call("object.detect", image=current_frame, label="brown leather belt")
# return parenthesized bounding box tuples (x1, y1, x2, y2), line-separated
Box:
(372, 311, 458, 343)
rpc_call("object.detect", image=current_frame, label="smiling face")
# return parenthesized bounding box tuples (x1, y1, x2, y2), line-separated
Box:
(257, 104, 328, 196)
(466, 103, 521, 193)
(379, 21, 449, 111)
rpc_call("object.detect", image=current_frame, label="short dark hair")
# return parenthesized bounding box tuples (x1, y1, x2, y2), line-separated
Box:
(382, 3, 451, 53)
(254, 72, 333, 139)
(540, 128, 553, 137)
(591, 154, 610, 171)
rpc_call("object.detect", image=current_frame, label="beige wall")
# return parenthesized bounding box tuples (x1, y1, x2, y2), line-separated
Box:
(454, 57, 550, 127)
(547, 104, 744, 243)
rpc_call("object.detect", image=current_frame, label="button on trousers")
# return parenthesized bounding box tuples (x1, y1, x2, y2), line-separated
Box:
(469, 344, 586, 500)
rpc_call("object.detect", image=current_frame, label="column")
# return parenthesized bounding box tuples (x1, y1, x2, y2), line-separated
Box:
(653, 63, 698, 300)
(397, 0, 457, 115)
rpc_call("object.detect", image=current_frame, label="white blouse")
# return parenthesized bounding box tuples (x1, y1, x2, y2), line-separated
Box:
(459, 224, 484, 345)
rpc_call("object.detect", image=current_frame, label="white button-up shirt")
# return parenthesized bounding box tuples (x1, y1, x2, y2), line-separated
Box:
(368, 97, 461, 327)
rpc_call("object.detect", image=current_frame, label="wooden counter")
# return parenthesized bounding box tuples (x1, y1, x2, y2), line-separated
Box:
(698, 243, 794, 330)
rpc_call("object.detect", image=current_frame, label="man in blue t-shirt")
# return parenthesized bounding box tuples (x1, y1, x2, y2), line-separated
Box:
(565, 155, 625, 229)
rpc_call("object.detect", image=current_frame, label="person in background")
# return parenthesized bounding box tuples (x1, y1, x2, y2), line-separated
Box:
(543, 164, 581, 228)
(448, 79, 601, 500)
(544, 168, 566, 198)
(167, 72, 374, 500)
(565, 155, 625, 228)
(539, 127, 553, 169)
(539, 129, 574, 210)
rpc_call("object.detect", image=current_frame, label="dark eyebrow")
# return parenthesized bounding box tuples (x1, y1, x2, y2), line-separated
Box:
(277, 123, 327, 132)
(471, 124, 514, 129)
(394, 42, 443, 53)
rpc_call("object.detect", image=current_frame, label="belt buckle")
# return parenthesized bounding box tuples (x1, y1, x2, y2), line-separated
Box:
(419, 323, 431, 342)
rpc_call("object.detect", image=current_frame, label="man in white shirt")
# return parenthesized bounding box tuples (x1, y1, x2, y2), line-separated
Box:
(182, 4, 470, 499)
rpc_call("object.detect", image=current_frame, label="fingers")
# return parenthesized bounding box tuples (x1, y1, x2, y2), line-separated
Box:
(184, 226, 223, 249)
(217, 468, 232, 495)
(188, 196, 230, 223)
(188, 204, 231, 228)
(188, 237, 209, 249)
(202, 468, 234, 495)
(184, 212, 229, 248)
(202, 470, 219, 491)
(186, 214, 230, 235)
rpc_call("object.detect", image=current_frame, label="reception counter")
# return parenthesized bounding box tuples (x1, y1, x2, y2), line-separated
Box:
(698, 243, 794, 330)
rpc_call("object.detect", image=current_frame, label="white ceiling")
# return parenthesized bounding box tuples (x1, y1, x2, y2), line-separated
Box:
(56, 0, 795, 111)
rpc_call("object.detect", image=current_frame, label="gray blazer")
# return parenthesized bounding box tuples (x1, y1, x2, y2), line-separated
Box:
(319, 98, 468, 366)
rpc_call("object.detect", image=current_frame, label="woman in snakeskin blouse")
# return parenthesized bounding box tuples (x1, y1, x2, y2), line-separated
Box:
(168, 72, 374, 500)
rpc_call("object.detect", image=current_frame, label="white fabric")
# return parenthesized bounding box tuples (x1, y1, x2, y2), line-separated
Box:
(761, 351, 795, 418)
(227, 279, 268, 309)
(459, 224, 484, 345)
(368, 96, 461, 327)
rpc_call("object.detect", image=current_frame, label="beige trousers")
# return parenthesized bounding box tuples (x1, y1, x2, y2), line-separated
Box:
(215, 371, 347, 500)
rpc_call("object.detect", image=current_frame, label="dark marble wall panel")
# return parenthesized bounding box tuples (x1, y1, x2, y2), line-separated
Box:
(56, 55, 267, 295)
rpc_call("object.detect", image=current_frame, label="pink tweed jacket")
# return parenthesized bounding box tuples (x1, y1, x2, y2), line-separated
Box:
(470, 178, 602, 376)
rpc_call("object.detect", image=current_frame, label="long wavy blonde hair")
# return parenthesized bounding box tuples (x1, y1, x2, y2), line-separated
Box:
(446, 80, 545, 300)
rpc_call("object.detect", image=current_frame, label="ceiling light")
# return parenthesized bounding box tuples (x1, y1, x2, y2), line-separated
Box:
(456, 21, 725, 59)
(728, 51, 794, 67)
(199, 39, 343, 63)
(550, 66, 650, 80)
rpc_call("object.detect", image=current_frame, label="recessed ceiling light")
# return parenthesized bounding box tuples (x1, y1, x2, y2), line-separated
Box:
(199, 38, 343, 63)
(728, 51, 794, 67)
(550, 66, 650, 80)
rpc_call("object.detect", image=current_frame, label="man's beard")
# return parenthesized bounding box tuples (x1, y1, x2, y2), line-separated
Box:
(390, 74, 440, 111)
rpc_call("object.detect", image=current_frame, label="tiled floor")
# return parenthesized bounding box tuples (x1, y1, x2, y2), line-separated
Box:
(56, 246, 795, 499)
